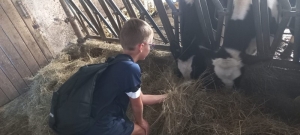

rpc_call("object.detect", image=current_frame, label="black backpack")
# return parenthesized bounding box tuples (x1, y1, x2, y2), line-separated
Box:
(48, 56, 129, 135)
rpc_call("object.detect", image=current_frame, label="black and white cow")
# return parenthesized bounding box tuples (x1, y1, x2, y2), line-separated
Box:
(173, 0, 219, 80)
(199, 0, 281, 88)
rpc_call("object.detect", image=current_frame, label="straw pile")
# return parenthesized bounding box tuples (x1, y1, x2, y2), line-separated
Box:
(0, 41, 300, 135)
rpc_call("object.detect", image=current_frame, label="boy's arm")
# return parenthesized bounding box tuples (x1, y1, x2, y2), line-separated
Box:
(141, 91, 168, 105)
(129, 95, 144, 123)
(129, 95, 149, 134)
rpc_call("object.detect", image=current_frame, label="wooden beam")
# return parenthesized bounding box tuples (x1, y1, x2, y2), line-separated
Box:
(0, 46, 28, 94)
(11, 0, 54, 61)
(1, 0, 48, 67)
(0, 69, 19, 100)
(0, 27, 32, 86)
(0, 6, 40, 74)
(0, 88, 10, 107)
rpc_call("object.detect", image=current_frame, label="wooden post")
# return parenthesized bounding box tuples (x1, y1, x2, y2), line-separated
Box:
(60, 0, 85, 43)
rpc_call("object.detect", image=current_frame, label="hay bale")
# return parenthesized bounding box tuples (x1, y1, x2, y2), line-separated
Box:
(1, 41, 300, 135)
(240, 59, 300, 124)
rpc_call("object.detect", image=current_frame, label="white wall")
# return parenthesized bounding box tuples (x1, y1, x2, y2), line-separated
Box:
(23, 0, 77, 55)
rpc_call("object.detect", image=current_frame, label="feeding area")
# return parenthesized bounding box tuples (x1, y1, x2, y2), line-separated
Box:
(0, 41, 300, 135)
(1, 0, 300, 135)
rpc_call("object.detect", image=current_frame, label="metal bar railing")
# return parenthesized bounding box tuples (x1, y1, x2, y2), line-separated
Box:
(212, 0, 225, 48)
(79, 0, 101, 36)
(98, 0, 120, 36)
(252, 0, 264, 56)
(106, 0, 127, 22)
(194, 0, 210, 48)
(133, 0, 168, 43)
(260, 0, 271, 56)
(122, 0, 137, 18)
(85, 0, 118, 37)
(271, 0, 292, 55)
(165, 0, 180, 44)
(200, 0, 216, 49)
(69, 0, 99, 34)
(293, 0, 300, 62)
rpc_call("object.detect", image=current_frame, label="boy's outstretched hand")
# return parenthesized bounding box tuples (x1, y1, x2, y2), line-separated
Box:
(141, 93, 168, 105)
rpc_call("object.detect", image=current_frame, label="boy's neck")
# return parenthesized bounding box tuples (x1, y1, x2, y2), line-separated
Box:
(122, 50, 139, 63)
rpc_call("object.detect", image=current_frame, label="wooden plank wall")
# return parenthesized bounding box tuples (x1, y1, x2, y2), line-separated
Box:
(0, 0, 53, 106)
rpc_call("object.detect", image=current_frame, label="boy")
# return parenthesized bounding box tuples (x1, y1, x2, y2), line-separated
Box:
(86, 18, 168, 135)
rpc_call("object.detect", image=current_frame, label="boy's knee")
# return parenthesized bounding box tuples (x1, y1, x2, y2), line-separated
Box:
(131, 124, 145, 135)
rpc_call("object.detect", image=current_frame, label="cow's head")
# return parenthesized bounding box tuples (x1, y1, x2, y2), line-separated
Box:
(199, 46, 271, 88)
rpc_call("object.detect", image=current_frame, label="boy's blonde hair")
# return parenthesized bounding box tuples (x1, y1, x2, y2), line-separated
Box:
(120, 18, 153, 50)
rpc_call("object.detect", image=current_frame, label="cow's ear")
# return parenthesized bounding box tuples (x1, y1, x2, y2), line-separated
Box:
(199, 46, 215, 59)
(240, 53, 272, 65)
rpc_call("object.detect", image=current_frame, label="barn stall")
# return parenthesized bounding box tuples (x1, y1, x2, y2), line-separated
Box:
(0, 0, 300, 135)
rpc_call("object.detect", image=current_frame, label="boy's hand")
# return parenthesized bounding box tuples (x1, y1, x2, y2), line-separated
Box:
(136, 119, 149, 135)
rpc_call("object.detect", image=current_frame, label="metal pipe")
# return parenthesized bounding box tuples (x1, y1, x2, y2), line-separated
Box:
(85, 0, 118, 37)
(293, 0, 300, 62)
(225, 0, 233, 28)
(212, 0, 224, 12)
(134, 0, 169, 43)
(271, 0, 292, 55)
(98, 0, 120, 36)
(166, 0, 180, 44)
(260, 0, 271, 56)
(252, 0, 264, 56)
(123, 0, 137, 18)
(278, 0, 292, 11)
(271, 15, 291, 55)
(106, 0, 128, 21)
(215, 12, 225, 48)
(60, 0, 85, 43)
(194, 0, 210, 48)
(200, 0, 216, 49)
(79, 0, 100, 35)
(69, 0, 98, 34)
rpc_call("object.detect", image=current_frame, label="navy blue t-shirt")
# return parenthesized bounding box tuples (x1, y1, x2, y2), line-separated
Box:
(91, 54, 141, 120)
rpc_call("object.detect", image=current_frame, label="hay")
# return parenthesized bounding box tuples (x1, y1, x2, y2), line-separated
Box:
(1, 41, 300, 135)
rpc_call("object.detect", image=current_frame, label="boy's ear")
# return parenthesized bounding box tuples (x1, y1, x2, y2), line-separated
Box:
(199, 46, 215, 59)
(137, 43, 144, 52)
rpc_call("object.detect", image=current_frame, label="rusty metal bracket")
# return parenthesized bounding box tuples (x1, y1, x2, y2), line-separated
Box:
(16, 1, 30, 18)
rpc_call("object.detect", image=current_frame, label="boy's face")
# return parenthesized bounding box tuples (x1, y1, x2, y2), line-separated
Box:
(138, 34, 153, 60)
